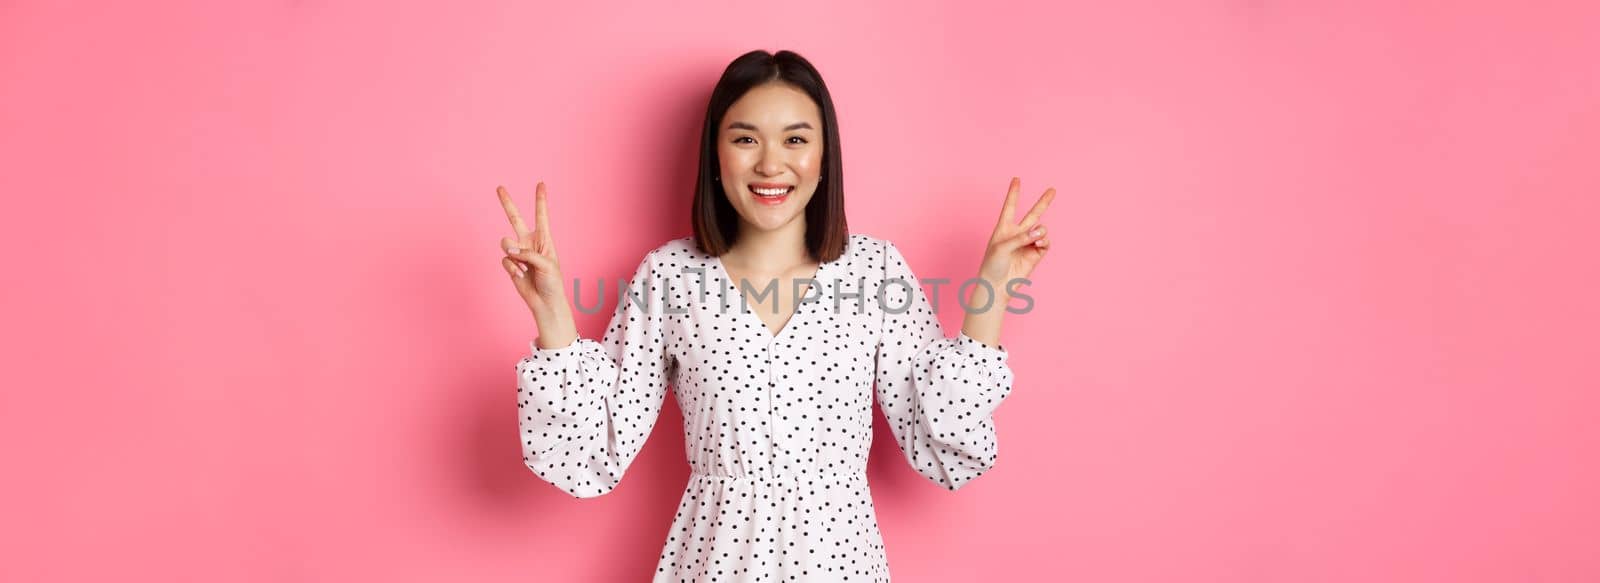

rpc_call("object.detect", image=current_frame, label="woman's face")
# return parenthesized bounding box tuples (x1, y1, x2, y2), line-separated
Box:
(717, 82, 824, 235)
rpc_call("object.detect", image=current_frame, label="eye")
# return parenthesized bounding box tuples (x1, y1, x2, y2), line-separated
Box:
(787, 136, 809, 144)
(733, 136, 754, 144)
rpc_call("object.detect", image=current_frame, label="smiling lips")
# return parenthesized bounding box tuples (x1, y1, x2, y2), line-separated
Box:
(748, 183, 793, 205)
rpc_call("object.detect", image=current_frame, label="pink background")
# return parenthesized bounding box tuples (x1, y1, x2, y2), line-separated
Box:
(4, 1, 1598, 581)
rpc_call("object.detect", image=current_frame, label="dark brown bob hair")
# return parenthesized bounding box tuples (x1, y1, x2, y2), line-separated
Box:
(690, 49, 849, 262)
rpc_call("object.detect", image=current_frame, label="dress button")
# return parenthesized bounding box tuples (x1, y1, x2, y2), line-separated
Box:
(767, 345, 776, 383)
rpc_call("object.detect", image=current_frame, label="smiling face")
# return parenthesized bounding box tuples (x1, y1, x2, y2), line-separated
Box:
(717, 82, 824, 235)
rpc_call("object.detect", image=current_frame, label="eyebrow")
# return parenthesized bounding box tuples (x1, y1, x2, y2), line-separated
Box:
(726, 121, 815, 131)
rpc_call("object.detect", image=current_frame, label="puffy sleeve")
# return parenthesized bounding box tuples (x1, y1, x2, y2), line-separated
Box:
(872, 240, 1014, 491)
(514, 249, 676, 498)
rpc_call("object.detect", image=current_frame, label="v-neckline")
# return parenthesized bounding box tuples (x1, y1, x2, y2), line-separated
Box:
(713, 253, 831, 341)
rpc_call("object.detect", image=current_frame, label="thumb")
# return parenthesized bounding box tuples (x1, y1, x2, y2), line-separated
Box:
(998, 224, 1047, 254)
(502, 237, 558, 273)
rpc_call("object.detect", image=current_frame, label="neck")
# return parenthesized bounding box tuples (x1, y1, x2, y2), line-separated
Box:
(725, 217, 811, 274)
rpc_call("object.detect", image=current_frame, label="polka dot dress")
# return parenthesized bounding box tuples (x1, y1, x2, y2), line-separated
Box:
(516, 233, 1014, 582)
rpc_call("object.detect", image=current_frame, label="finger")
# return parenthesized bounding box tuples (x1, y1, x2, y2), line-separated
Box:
(1017, 187, 1056, 230)
(534, 182, 556, 254)
(502, 257, 536, 295)
(498, 185, 532, 240)
(502, 237, 557, 271)
(997, 177, 1021, 225)
(1000, 223, 1046, 253)
(502, 256, 527, 278)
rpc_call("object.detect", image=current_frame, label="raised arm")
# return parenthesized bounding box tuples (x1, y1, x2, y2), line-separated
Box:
(498, 181, 578, 349)
(497, 183, 675, 498)
(872, 240, 1015, 491)
(511, 250, 676, 498)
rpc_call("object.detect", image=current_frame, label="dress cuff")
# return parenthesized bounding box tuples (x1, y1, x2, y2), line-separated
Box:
(955, 331, 1009, 363)
(528, 337, 595, 364)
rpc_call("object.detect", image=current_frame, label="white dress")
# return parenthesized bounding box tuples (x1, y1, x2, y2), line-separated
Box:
(515, 233, 1014, 582)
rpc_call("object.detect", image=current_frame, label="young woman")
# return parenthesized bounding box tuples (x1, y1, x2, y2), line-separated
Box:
(496, 50, 1054, 582)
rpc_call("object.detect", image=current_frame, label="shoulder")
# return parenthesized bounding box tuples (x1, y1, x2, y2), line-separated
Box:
(842, 232, 891, 258)
(646, 236, 699, 264)
(843, 233, 906, 268)
(612, 237, 700, 278)
(836, 233, 923, 281)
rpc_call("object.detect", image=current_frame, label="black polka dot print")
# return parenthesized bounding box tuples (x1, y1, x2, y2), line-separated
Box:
(515, 234, 1015, 581)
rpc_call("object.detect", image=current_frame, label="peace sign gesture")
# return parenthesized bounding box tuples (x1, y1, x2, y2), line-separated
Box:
(497, 182, 570, 321)
(977, 177, 1056, 288)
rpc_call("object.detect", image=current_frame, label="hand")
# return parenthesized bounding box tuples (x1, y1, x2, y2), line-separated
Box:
(497, 182, 569, 319)
(977, 177, 1056, 292)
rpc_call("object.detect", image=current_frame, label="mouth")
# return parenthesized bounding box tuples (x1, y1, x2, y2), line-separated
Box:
(747, 183, 794, 205)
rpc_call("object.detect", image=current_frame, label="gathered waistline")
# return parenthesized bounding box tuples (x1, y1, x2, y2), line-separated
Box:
(689, 468, 867, 482)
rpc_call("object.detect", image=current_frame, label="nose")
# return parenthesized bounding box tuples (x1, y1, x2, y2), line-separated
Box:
(756, 143, 784, 176)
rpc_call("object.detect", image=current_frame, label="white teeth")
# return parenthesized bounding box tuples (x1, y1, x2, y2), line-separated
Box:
(751, 186, 791, 197)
